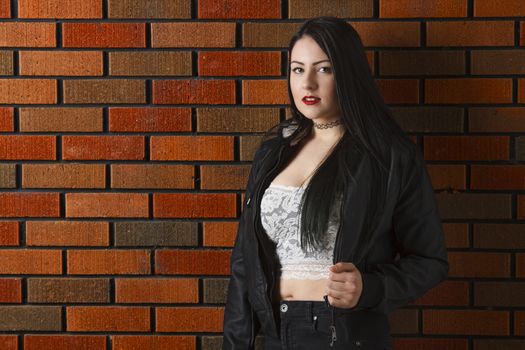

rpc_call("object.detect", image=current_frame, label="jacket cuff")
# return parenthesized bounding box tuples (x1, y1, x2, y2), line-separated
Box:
(354, 272, 384, 310)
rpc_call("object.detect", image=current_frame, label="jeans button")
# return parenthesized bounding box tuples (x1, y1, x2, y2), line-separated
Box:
(280, 303, 288, 312)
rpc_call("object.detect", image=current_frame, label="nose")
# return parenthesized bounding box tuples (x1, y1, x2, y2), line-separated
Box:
(301, 70, 318, 91)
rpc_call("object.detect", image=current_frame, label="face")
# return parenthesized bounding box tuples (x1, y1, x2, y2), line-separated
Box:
(289, 35, 342, 123)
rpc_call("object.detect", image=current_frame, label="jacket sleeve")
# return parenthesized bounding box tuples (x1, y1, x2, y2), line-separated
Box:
(353, 144, 449, 314)
(222, 146, 265, 350)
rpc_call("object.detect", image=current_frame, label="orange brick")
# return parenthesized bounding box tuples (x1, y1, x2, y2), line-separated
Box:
(19, 51, 102, 76)
(242, 79, 288, 104)
(24, 335, 106, 350)
(151, 22, 235, 48)
(115, 278, 198, 303)
(153, 193, 236, 218)
(68, 250, 150, 275)
(0, 1, 9, 18)
(517, 253, 525, 277)
(22, 163, 106, 188)
(424, 136, 509, 161)
(19, 107, 103, 132)
(351, 21, 420, 47)
(153, 79, 235, 104)
(471, 165, 525, 190)
(111, 164, 194, 189)
(0, 221, 19, 246)
(0, 22, 55, 47)
(66, 193, 149, 218)
(0, 135, 55, 160)
(198, 0, 280, 19)
(199, 51, 281, 76)
(109, 107, 192, 132)
(62, 136, 144, 160)
(18, 0, 102, 18)
(423, 310, 509, 335)
(426, 78, 512, 104)
(0, 79, 56, 104)
(427, 164, 466, 190)
(393, 338, 468, 350)
(411, 281, 469, 306)
(67, 306, 150, 331)
(427, 21, 514, 47)
(443, 223, 469, 248)
(0, 107, 13, 131)
(448, 252, 510, 278)
(0, 250, 62, 274)
(0, 278, 22, 303)
(474, 0, 525, 17)
(380, 0, 467, 18)
(0, 193, 60, 217)
(150, 136, 233, 161)
(0, 335, 17, 350)
(155, 250, 231, 275)
(156, 307, 224, 332)
(113, 336, 195, 350)
(26, 221, 108, 246)
(376, 79, 419, 104)
(469, 107, 525, 133)
(203, 221, 237, 247)
(63, 23, 146, 48)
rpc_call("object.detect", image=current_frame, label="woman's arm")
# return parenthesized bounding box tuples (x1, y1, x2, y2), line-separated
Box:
(353, 144, 449, 314)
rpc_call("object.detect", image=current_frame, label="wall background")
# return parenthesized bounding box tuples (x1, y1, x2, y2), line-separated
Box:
(0, 0, 524, 349)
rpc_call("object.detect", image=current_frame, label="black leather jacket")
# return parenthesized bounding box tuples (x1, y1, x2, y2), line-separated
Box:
(222, 123, 449, 349)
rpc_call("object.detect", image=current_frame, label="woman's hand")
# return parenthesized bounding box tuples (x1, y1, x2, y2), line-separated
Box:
(325, 262, 363, 308)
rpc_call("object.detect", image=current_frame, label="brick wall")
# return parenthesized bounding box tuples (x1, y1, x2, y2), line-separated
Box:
(0, 0, 523, 349)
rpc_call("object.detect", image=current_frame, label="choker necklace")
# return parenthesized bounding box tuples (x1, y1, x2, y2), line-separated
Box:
(313, 118, 343, 129)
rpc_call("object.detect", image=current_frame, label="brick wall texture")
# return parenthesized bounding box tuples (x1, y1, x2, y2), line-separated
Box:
(0, 0, 524, 349)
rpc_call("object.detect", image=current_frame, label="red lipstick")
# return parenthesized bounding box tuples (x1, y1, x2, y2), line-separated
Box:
(302, 95, 321, 105)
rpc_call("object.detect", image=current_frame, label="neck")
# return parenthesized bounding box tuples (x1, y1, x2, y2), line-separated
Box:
(310, 118, 346, 142)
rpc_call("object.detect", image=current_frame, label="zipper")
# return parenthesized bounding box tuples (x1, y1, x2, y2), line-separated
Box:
(332, 193, 345, 264)
(324, 294, 337, 347)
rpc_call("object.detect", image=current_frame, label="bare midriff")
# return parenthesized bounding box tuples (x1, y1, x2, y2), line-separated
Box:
(279, 278, 329, 301)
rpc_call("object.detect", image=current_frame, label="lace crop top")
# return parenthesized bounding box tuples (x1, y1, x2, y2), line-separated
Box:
(260, 182, 341, 280)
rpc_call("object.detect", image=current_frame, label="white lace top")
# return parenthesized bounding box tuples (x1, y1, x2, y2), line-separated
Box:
(260, 182, 341, 280)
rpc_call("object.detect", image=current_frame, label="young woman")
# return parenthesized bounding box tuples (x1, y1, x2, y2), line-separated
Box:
(222, 16, 448, 350)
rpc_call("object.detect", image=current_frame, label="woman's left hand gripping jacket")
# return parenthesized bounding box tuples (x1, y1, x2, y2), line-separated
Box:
(222, 146, 266, 350)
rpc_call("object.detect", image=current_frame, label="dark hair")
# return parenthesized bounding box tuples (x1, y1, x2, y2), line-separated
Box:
(264, 16, 413, 261)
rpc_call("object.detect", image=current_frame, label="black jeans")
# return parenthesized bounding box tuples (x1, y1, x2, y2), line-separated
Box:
(263, 300, 393, 350)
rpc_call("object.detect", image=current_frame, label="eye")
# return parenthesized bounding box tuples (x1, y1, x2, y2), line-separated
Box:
(291, 67, 303, 74)
(319, 66, 332, 73)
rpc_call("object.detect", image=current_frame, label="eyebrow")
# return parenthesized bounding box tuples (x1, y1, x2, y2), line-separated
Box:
(290, 59, 331, 65)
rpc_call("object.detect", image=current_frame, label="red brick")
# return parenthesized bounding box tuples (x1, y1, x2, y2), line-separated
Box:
(203, 221, 237, 247)
(522, 23, 525, 47)
(0, 22, 55, 47)
(155, 250, 231, 275)
(448, 252, 510, 278)
(22, 163, 106, 188)
(111, 164, 194, 189)
(519, 79, 525, 103)
(68, 250, 150, 275)
(516, 312, 525, 336)
(151, 22, 235, 48)
(0, 250, 61, 274)
(427, 164, 466, 190)
(63, 23, 145, 48)
(517, 253, 525, 277)
(115, 278, 198, 303)
(19, 107, 103, 132)
(393, 338, 468, 350)
(198, 0, 280, 19)
(18, 0, 102, 18)
(0, 278, 21, 303)
(62, 136, 144, 160)
(423, 310, 509, 335)
(351, 22, 420, 47)
(153, 193, 236, 218)
(113, 336, 195, 350)
(424, 136, 509, 161)
(0, 107, 13, 131)
(25, 335, 106, 350)
(469, 107, 525, 132)
(0, 1, 9, 18)
(380, 0, 467, 18)
(426, 78, 512, 104)
(519, 196, 525, 220)
(19, 51, 102, 76)
(411, 281, 469, 306)
(0, 135, 55, 160)
(153, 79, 235, 104)
(474, 0, 525, 17)
(150, 136, 233, 161)
(0, 336, 17, 350)
(0, 79, 56, 104)
(199, 51, 281, 76)
(376, 79, 419, 104)
(26, 221, 108, 246)
(65, 193, 149, 218)
(471, 165, 525, 190)
(0, 193, 60, 217)
(156, 307, 224, 332)
(0, 221, 19, 246)
(443, 223, 469, 248)
(67, 306, 149, 331)
(427, 21, 514, 47)
(109, 107, 192, 132)
(242, 80, 288, 104)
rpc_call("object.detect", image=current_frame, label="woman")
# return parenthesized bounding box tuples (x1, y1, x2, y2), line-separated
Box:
(223, 16, 448, 350)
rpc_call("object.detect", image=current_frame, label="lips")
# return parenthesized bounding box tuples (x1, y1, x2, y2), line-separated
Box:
(302, 95, 321, 105)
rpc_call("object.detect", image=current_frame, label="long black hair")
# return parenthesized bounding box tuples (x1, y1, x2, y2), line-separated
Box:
(263, 16, 413, 260)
